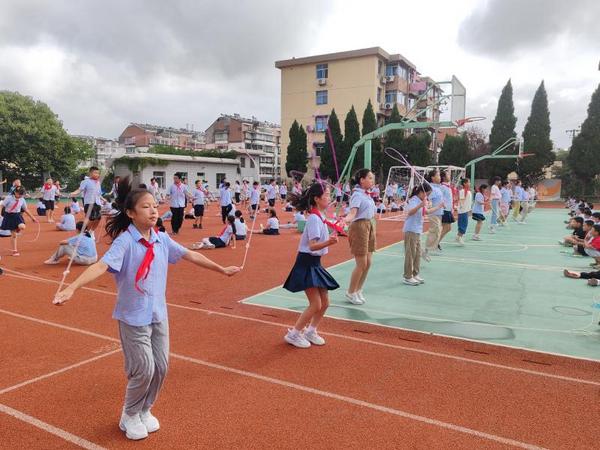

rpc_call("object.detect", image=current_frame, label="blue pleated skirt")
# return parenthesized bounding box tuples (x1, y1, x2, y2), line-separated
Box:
(0, 213, 24, 231)
(283, 252, 340, 293)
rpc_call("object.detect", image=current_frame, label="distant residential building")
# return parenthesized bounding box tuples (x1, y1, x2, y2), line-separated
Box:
(204, 113, 281, 183)
(72, 135, 126, 168)
(118, 123, 206, 153)
(275, 47, 461, 173)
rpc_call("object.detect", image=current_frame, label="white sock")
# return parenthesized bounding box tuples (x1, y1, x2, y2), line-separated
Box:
(289, 328, 300, 337)
(306, 325, 317, 334)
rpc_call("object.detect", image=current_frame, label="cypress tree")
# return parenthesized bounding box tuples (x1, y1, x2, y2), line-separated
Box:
(360, 99, 383, 179)
(567, 83, 600, 185)
(285, 120, 308, 178)
(518, 81, 554, 181)
(401, 133, 432, 167)
(439, 133, 471, 167)
(381, 104, 405, 183)
(319, 109, 343, 181)
(342, 105, 361, 175)
(487, 79, 518, 177)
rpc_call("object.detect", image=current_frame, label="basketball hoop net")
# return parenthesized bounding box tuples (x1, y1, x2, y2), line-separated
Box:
(455, 116, 486, 127)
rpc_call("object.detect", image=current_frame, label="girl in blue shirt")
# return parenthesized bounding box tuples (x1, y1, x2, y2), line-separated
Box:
(53, 177, 240, 441)
(472, 184, 487, 241)
(283, 183, 339, 348)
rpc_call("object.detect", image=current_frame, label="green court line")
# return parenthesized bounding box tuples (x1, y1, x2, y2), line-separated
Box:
(242, 209, 600, 361)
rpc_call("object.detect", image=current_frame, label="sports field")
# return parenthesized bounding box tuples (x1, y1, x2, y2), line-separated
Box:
(244, 208, 600, 361)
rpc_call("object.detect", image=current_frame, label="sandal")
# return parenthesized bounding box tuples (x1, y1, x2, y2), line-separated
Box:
(189, 242, 204, 250)
(11, 251, 20, 257)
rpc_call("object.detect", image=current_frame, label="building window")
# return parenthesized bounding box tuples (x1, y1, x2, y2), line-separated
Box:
(385, 64, 397, 77)
(315, 116, 328, 132)
(408, 98, 415, 110)
(378, 60, 383, 74)
(152, 171, 166, 189)
(179, 172, 188, 184)
(397, 92, 406, 106)
(316, 90, 328, 105)
(216, 173, 226, 187)
(196, 172, 205, 181)
(250, 159, 255, 168)
(398, 65, 408, 80)
(314, 143, 325, 157)
(385, 90, 396, 104)
(377, 87, 382, 103)
(240, 157, 246, 168)
(316, 63, 328, 79)
(245, 143, 251, 149)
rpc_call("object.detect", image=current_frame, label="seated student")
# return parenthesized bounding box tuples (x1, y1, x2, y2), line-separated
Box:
(583, 208, 593, 221)
(190, 215, 236, 249)
(70, 198, 81, 215)
(560, 217, 585, 247)
(583, 224, 600, 268)
(572, 219, 594, 256)
(390, 200, 401, 212)
(100, 202, 119, 217)
(280, 209, 306, 229)
(258, 208, 280, 235)
(376, 199, 386, 214)
(56, 207, 76, 231)
(283, 201, 293, 212)
(36, 200, 47, 216)
(44, 221, 97, 266)
(184, 206, 195, 220)
(234, 210, 247, 240)
(228, 202, 237, 218)
(592, 212, 600, 224)
(160, 209, 173, 222)
(564, 268, 600, 286)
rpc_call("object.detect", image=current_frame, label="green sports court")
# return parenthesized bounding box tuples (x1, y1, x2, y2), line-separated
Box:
(243, 208, 600, 361)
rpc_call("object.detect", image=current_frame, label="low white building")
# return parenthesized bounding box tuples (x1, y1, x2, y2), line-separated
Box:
(72, 135, 126, 168)
(111, 153, 244, 193)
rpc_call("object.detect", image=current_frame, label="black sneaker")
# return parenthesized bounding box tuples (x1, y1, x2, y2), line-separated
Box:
(0, 267, 3, 275)
(193, 224, 198, 229)
(199, 224, 203, 229)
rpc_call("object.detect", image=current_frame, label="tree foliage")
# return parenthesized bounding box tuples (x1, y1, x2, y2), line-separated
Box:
(400, 133, 432, 167)
(285, 120, 308, 178)
(518, 81, 554, 181)
(360, 99, 383, 180)
(0, 91, 94, 188)
(439, 134, 471, 167)
(342, 105, 361, 176)
(319, 109, 343, 181)
(567, 83, 600, 182)
(486, 80, 518, 177)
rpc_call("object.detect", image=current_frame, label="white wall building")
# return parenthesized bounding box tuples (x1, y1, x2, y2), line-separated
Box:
(72, 135, 126, 169)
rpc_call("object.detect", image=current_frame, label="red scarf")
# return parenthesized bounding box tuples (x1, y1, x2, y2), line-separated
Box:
(8, 198, 21, 212)
(134, 238, 155, 293)
(309, 208, 346, 235)
(43, 183, 53, 191)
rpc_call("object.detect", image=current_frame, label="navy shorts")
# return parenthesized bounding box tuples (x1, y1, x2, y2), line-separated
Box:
(442, 210, 455, 224)
(193, 204, 204, 217)
(472, 213, 486, 222)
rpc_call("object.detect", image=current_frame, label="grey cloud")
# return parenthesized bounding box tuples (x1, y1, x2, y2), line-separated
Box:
(458, 0, 600, 57)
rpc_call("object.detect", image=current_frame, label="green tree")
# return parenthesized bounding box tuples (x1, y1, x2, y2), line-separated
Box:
(439, 133, 471, 167)
(487, 79, 518, 177)
(0, 91, 93, 188)
(285, 120, 308, 178)
(319, 109, 343, 181)
(381, 104, 405, 182)
(518, 81, 554, 181)
(360, 99, 384, 180)
(341, 105, 361, 176)
(401, 133, 432, 167)
(567, 83, 600, 187)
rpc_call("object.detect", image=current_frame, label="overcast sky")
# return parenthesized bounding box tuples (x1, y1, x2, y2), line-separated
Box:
(1, 0, 598, 149)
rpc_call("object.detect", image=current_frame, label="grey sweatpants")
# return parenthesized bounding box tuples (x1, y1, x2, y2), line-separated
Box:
(49, 245, 97, 265)
(118, 320, 169, 416)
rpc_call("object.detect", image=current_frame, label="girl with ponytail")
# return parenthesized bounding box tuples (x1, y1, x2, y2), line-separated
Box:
(53, 176, 240, 441)
(282, 182, 340, 348)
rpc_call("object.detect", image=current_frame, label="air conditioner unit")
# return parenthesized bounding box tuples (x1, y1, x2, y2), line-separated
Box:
(317, 78, 327, 86)
(385, 75, 395, 82)
(384, 103, 393, 110)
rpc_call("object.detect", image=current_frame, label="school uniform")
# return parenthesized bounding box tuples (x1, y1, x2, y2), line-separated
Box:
(425, 183, 444, 251)
(219, 187, 232, 223)
(41, 184, 58, 210)
(234, 219, 247, 240)
(512, 186, 523, 219)
(490, 185, 501, 226)
(71, 202, 81, 214)
(0, 196, 25, 230)
(234, 184, 242, 203)
(49, 233, 98, 265)
(266, 184, 277, 207)
(101, 224, 187, 416)
(168, 182, 188, 233)
(500, 188, 511, 217)
(263, 217, 280, 235)
(37, 201, 47, 216)
(348, 187, 376, 256)
(403, 196, 424, 279)
(472, 192, 486, 222)
(279, 184, 287, 200)
(283, 213, 339, 292)
(192, 188, 205, 217)
(79, 178, 103, 221)
(457, 189, 472, 235)
(585, 236, 600, 258)
(57, 213, 76, 231)
(249, 188, 260, 211)
(441, 183, 455, 224)
(209, 224, 234, 248)
(519, 190, 530, 221)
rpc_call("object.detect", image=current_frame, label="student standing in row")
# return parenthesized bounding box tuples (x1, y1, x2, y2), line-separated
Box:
(472, 184, 487, 241)
(219, 182, 233, 224)
(192, 180, 205, 229)
(70, 166, 104, 235)
(167, 173, 190, 235)
(455, 178, 472, 245)
(41, 177, 58, 223)
(423, 169, 444, 261)
(438, 171, 455, 248)
(489, 176, 501, 233)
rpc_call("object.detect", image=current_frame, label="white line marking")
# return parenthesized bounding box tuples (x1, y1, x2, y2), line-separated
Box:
(0, 350, 121, 395)
(0, 402, 106, 450)
(3, 272, 600, 383)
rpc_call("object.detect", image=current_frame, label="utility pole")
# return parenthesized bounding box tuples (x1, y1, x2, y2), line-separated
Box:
(565, 128, 580, 142)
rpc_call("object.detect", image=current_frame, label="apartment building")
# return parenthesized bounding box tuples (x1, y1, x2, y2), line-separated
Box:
(204, 113, 281, 183)
(275, 47, 453, 172)
(118, 123, 206, 153)
(72, 135, 126, 168)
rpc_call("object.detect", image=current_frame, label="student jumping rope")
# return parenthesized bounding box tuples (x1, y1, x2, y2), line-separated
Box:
(53, 178, 240, 441)
(1, 187, 38, 256)
(282, 183, 339, 348)
(455, 178, 472, 245)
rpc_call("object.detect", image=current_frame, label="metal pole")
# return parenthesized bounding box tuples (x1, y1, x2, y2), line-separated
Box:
(364, 139, 372, 170)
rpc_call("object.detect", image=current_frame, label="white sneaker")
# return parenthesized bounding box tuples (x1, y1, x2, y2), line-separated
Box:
(356, 290, 366, 303)
(472, 235, 481, 241)
(458, 236, 465, 246)
(119, 412, 148, 440)
(304, 329, 325, 346)
(284, 330, 311, 348)
(345, 292, 364, 305)
(413, 275, 425, 284)
(489, 227, 496, 234)
(428, 249, 441, 256)
(140, 410, 160, 433)
(403, 277, 419, 286)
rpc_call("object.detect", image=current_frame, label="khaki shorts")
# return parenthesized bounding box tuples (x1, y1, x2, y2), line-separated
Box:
(348, 219, 376, 256)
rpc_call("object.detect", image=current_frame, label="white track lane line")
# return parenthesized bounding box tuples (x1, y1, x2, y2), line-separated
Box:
(0, 307, 546, 450)
(0, 402, 106, 450)
(3, 271, 600, 386)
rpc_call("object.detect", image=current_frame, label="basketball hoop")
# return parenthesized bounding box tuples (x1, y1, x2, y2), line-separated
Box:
(518, 152, 535, 158)
(455, 116, 486, 127)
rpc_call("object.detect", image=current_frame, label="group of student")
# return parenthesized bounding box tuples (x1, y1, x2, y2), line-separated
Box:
(562, 198, 600, 286)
